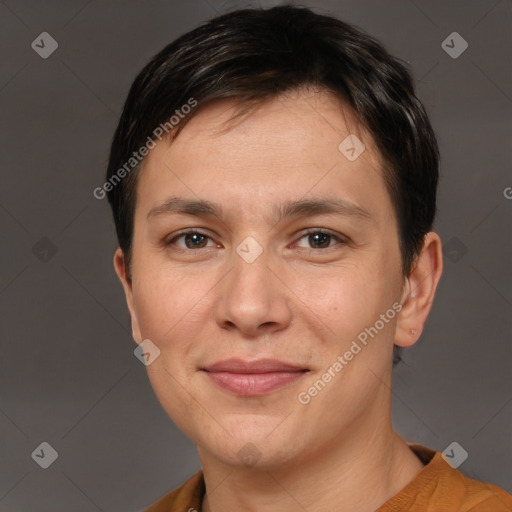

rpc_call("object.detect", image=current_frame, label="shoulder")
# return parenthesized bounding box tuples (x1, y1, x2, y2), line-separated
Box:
(455, 472, 512, 512)
(143, 471, 205, 512)
(379, 444, 512, 512)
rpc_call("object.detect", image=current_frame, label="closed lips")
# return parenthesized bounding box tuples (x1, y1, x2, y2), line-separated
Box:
(201, 359, 309, 396)
(201, 358, 309, 373)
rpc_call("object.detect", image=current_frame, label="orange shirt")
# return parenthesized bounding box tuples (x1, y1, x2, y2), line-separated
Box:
(144, 444, 512, 511)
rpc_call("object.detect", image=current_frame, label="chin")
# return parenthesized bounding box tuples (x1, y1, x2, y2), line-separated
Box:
(196, 424, 310, 471)
(205, 441, 299, 471)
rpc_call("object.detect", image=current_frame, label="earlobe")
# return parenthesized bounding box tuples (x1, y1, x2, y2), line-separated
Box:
(113, 248, 143, 345)
(395, 232, 443, 348)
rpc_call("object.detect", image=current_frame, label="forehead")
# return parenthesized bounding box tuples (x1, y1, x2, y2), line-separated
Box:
(135, 88, 391, 222)
(172, 88, 380, 162)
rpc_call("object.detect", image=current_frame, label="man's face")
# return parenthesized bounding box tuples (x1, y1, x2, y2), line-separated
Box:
(117, 89, 407, 468)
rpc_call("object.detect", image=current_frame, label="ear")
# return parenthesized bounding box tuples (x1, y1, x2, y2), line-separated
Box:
(395, 232, 443, 348)
(113, 248, 143, 345)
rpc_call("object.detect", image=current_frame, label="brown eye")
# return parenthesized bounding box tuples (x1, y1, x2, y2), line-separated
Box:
(295, 230, 344, 250)
(308, 232, 331, 249)
(167, 231, 216, 250)
(183, 233, 208, 249)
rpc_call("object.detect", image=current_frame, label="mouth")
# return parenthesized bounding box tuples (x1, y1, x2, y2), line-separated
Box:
(200, 358, 310, 396)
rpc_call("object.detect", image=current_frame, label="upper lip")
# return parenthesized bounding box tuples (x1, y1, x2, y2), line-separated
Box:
(201, 358, 308, 374)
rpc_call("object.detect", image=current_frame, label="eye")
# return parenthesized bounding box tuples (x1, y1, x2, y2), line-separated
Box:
(166, 230, 218, 250)
(164, 229, 347, 253)
(295, 229, 346, 250)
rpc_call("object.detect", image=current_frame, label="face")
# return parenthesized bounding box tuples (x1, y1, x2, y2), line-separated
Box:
(116, 88, 409, 469)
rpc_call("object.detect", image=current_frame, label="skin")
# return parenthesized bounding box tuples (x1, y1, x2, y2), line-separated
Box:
(114, 87, 443, 512)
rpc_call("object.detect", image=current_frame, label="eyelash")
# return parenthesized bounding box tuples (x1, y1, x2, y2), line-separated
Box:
(164, 228, 349, 254)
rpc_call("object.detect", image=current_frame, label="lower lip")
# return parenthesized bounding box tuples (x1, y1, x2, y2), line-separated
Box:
(203, 371, 307, 396)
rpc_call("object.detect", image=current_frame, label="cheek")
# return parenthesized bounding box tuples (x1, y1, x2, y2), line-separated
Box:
(131, 267, 211, 434)
(130, 262, 226, 387)
(287, 260, 393, 340)
(131, 247, 217, 334)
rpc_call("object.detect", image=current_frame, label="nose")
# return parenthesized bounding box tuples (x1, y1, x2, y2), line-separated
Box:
(215, 244, 292, 337)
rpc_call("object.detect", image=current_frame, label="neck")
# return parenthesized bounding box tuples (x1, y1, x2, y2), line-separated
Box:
(199, 390, 424, 512)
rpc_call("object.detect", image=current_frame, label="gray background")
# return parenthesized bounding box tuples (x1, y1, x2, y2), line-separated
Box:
(1, 0, 511, 510)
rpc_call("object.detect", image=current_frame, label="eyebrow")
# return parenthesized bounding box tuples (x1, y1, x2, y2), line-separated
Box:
(147, 196, 374, 223)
